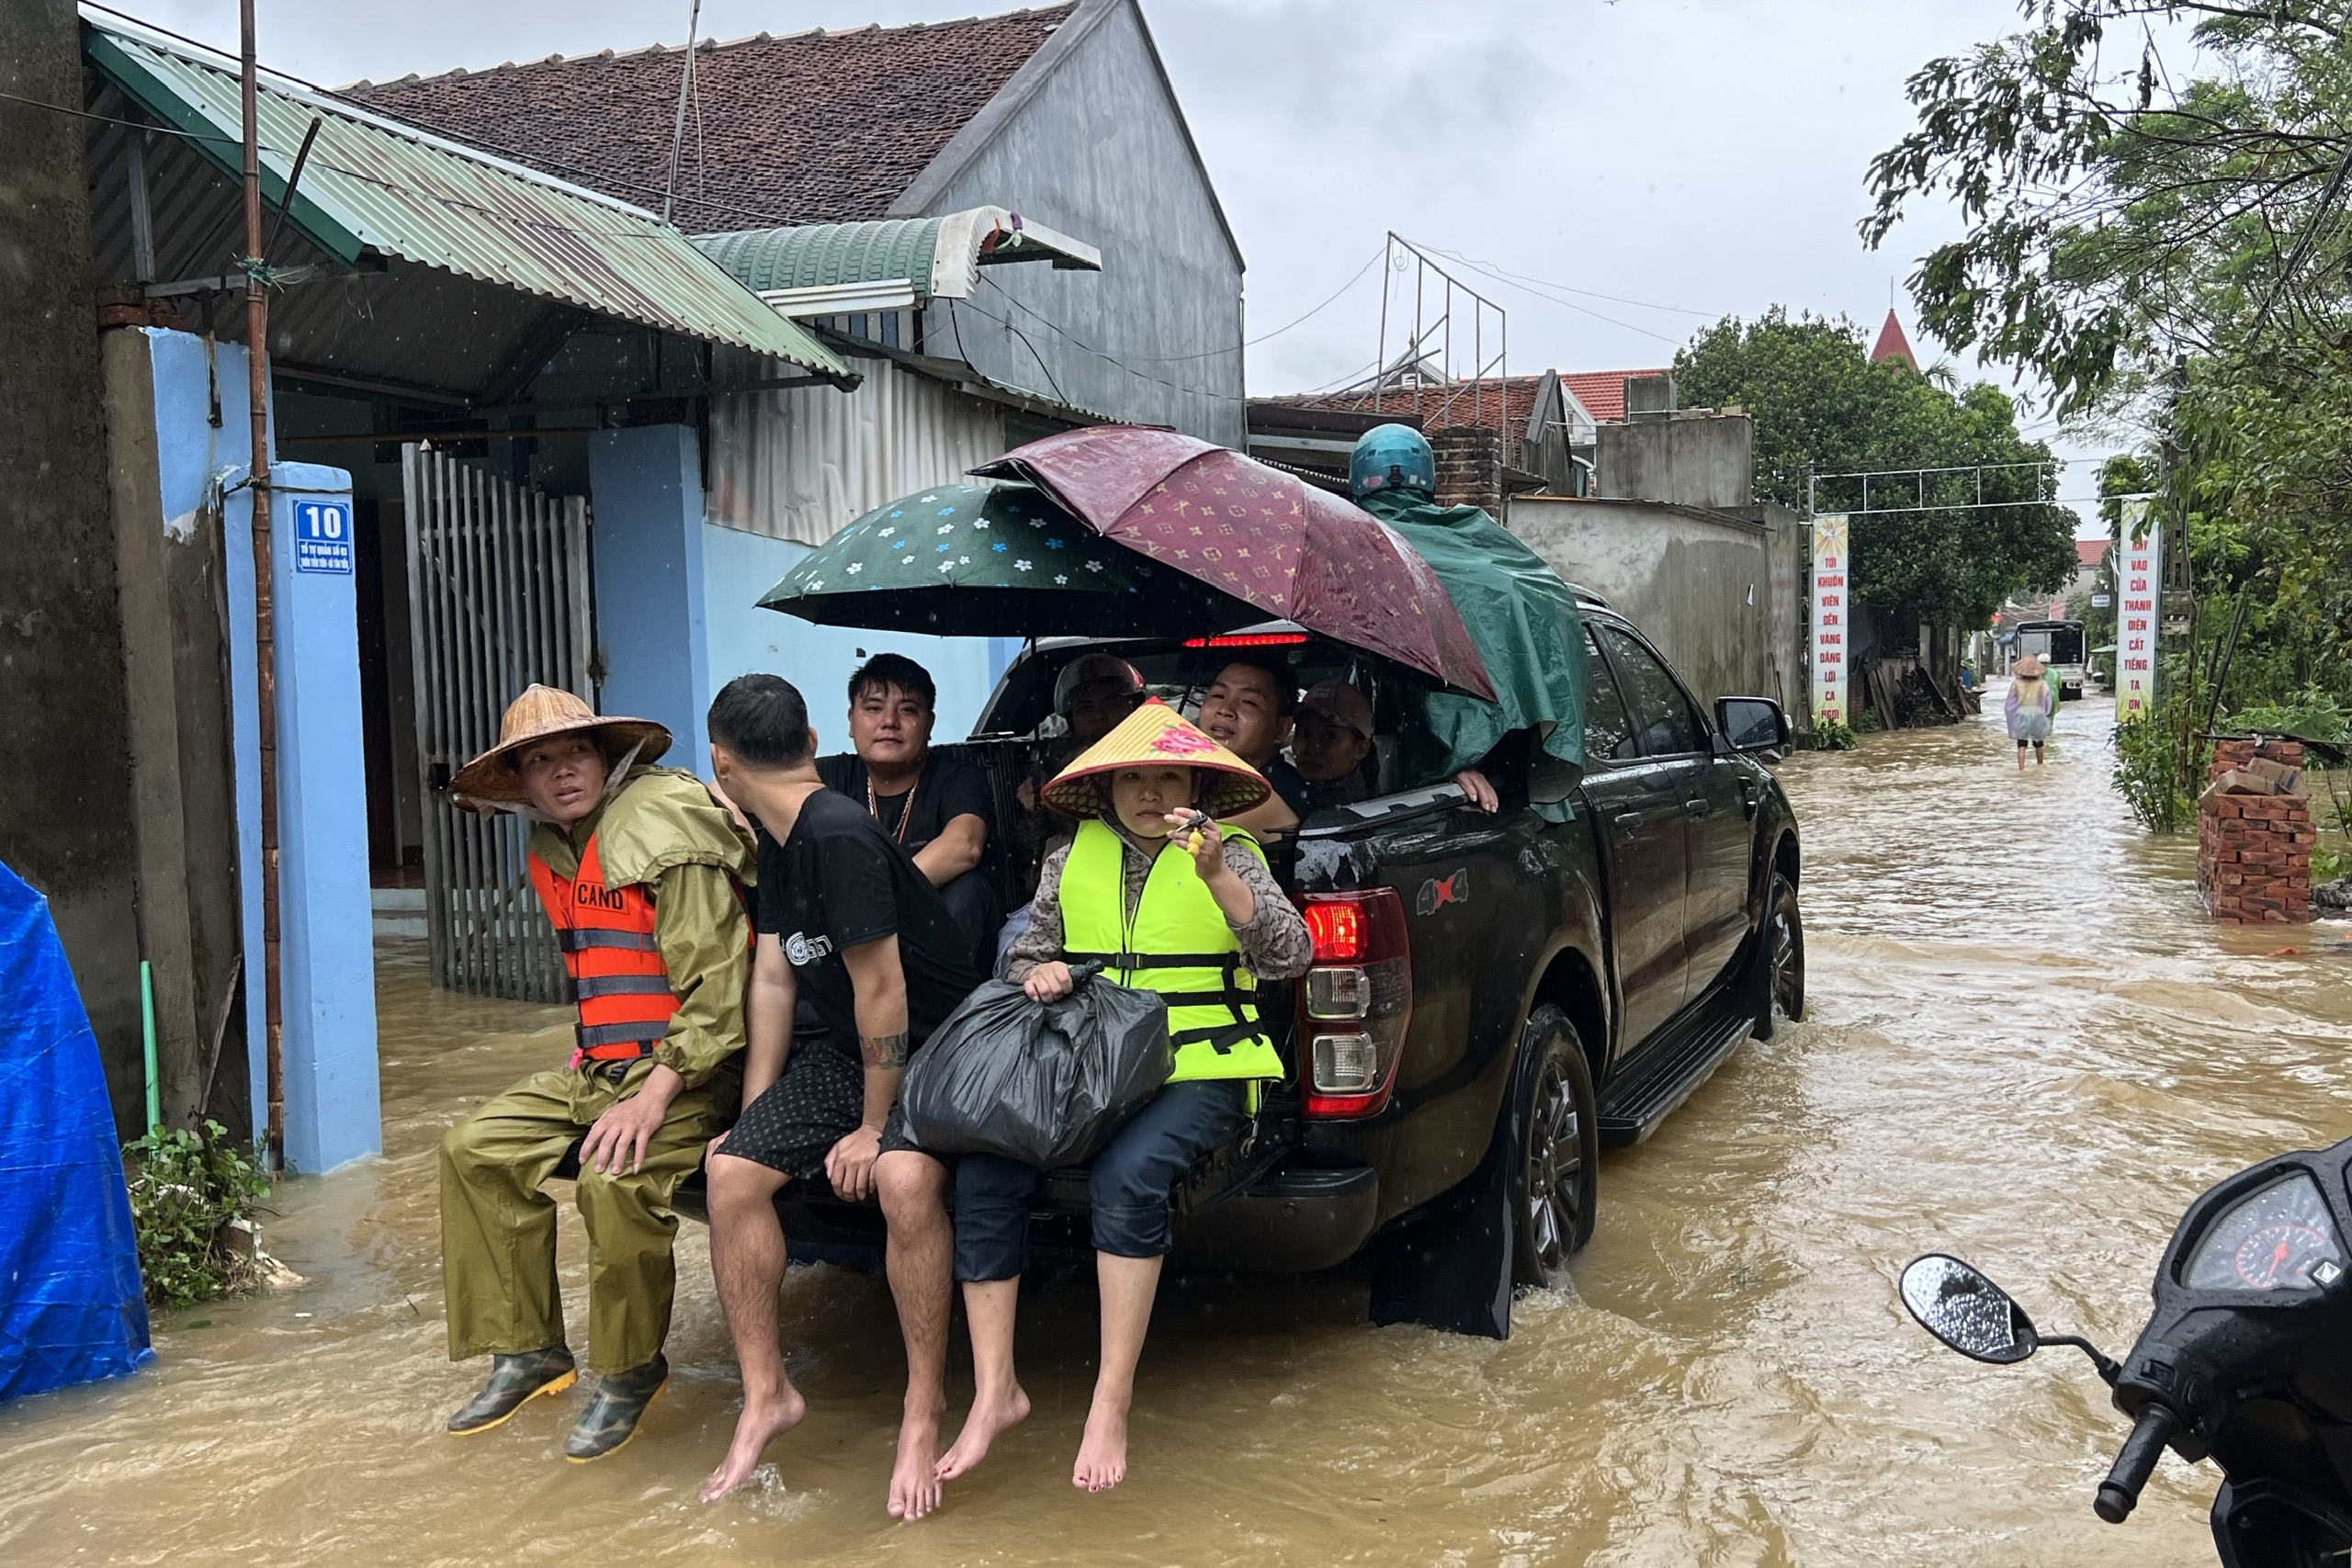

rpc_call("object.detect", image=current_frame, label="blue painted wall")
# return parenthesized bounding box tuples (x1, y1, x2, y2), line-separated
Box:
(699, 521, 1018, 750)
(590, 425, 713, 770)
(144, 330, 379, 1171)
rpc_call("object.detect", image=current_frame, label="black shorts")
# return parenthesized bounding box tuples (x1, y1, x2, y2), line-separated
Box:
(721, 1034, 927, 1190)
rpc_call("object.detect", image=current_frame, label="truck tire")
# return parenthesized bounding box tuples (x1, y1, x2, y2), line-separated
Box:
(1509, 1005, 1600, 1286)
(1749, 872, 1804, 1041)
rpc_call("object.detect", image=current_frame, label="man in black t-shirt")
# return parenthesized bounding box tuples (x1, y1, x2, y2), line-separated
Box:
(700, 674, 978, 1522)
(816, 653, 999, 965)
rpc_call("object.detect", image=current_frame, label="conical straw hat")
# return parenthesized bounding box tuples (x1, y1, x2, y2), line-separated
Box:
(1041, 697, 1272, 819)
(2014, 654, 2046, 678)
(449, 684, 672, 806)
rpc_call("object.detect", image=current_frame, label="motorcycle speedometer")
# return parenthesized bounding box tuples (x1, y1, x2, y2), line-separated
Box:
(2182, 1171, 2346, 1293)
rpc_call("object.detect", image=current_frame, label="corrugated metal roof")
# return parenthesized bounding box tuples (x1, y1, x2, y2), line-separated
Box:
(82, 10, 850, 378)
(696, 219, 939, 299)
(692, 208, 1101, 309)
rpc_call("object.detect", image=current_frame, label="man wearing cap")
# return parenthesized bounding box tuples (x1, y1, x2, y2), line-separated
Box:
(438, 685, 755, 1462)
(1291, 679, 1379, 812)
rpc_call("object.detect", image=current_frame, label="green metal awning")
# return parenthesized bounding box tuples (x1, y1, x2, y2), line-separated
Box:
(82, 12, 850, 379)
(694, 207, 1102, 319)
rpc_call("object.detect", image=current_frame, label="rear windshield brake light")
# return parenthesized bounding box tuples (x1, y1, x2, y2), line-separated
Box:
(1181, 632, 1311, 648)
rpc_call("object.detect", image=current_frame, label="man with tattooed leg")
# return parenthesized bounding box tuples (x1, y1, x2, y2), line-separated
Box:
(697, 675, 979, 1517)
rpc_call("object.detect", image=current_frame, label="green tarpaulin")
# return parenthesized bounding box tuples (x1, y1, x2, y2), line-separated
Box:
(1361, 491, 1586, 778)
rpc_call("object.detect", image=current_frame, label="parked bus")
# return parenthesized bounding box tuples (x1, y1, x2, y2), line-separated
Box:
(2012, 619, 2087, 700)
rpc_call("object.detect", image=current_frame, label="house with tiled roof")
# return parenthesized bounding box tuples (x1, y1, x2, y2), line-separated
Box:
(345, 0, 1243, 450)
(334, 0, 1246, 761)
(1249, 364, 1677, 498)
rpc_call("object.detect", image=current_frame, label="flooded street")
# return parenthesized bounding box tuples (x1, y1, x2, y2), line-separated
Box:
(8, 689, 2352, 1567)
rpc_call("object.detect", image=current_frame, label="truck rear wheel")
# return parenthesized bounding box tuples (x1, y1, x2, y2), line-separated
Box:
(1510, 1005, 1599, 1286)
(1750, 872, 1804, 1041)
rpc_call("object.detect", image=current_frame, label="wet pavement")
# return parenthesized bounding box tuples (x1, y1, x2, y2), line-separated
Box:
(7, 688, 2352, 1566)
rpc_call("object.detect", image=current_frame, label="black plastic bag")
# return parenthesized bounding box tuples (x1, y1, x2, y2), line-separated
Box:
(900, 969, 1171, 1169)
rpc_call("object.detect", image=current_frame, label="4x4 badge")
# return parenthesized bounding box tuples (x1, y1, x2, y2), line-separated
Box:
(1416, 869, 1469, 915)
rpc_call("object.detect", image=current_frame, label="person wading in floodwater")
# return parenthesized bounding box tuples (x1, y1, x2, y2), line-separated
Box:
(438, 686, 755, 1462)
(2007, 653, 2056, 770)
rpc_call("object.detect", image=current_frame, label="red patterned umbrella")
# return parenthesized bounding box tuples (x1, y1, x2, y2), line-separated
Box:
(972, 426, 1495, 700)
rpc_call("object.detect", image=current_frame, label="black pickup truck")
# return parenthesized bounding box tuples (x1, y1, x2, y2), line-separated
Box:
(767, 593, 1804, 1337)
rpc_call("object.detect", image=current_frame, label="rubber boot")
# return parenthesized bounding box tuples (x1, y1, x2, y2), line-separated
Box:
(447, 1346, 577, 1435)
(564, 1353, 668, 1462)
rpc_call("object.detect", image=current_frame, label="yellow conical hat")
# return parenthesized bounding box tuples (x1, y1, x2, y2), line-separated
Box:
(1041, 697, 1272, 819)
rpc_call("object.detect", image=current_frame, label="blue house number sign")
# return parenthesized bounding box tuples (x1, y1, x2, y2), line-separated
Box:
(294, 499, 354, 575)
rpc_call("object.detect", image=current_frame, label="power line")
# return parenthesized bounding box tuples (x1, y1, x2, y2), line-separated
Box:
(954, 283, 1242, 405)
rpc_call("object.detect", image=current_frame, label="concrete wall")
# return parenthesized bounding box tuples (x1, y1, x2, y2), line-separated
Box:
(700, 524, 1018, 750)
(1508, 497, 1778, 709)
(115, 330, 380, 1168)
(1, 0, 145, 1134)
(100, 327, 249, 1136)
(1595, 412, 1755, 513)
(901, 0, 1246, 447)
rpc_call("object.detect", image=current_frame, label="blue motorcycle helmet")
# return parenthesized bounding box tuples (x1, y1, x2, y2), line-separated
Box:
(1349, 423, 1435, 502)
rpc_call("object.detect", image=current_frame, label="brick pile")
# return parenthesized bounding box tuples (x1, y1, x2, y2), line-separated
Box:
(2198, 739, 2314, 923)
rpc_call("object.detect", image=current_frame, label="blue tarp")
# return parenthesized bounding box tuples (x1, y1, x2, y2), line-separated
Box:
(0, 858, 151, 1401)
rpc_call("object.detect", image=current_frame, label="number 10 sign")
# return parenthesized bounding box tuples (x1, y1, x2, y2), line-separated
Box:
(294, 499, 354, 575)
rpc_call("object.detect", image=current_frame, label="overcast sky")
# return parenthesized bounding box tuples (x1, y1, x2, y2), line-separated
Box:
(122, 0, 2122, 526)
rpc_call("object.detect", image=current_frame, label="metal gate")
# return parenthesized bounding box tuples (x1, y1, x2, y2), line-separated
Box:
(401, 444, 594, 1002)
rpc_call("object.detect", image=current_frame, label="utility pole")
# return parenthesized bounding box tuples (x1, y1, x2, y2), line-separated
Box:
(240, 0, 283, 1169)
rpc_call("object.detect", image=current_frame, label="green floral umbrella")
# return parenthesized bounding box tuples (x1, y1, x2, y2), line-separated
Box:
(758, 481, 1244, 637)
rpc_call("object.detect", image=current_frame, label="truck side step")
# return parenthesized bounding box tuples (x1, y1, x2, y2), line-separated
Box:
(1596, 993, 1753, 1148)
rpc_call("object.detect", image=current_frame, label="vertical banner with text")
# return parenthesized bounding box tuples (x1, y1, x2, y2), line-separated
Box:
(2118, 498, 2160, 721)
(1810, 513, 1849, 728)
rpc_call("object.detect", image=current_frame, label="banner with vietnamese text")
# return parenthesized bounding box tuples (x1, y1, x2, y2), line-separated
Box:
(2117, 499, 2159, 721)
(1810, 514, 1849, 728)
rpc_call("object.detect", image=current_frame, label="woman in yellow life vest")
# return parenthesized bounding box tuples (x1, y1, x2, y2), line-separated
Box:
(936, 700, 1313, 1495)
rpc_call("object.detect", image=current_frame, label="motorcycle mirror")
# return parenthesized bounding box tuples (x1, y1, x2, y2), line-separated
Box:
(1901, 1253, 2041, 1365)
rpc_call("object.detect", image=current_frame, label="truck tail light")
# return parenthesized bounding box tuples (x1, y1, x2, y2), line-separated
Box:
(1296, 888, 1411, 1118)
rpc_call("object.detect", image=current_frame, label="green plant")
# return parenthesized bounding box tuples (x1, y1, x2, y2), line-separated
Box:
(1853, 706, 1885, 734)
(2111, 700, 2205, 833)
(1811, 716, 1859, 750)
(2223, 689, 2349, 744)
(124, 1120, 270, 1310)
(2315, 840, 2346, 885)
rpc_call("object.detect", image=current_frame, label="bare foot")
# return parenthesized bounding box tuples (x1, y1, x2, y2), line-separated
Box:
(888, 1407, 944, 1521)
(1071, 1400, 1128, 1493)
(700, 1388, 807, 1503)
(935, 1382, 1030, 1482)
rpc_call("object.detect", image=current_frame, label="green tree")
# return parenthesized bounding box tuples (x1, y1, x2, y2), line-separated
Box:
(1675, 309, 2079, 630)
(1863, 2, 2352, 712)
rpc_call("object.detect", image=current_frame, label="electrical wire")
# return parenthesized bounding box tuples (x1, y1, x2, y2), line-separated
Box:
(951, 285, 1240, 405)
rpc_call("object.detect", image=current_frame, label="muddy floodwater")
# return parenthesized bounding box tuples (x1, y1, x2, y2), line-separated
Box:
(8, 690, 2352, 1566)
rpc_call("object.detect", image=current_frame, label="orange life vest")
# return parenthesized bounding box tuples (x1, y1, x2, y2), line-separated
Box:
(527, 831, 678, 1072)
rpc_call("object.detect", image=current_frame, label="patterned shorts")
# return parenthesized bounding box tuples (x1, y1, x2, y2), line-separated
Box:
(720, 1034, 923, 1190)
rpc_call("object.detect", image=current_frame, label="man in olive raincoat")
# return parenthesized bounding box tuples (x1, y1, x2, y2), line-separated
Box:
(438, 685, 755, 1462)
